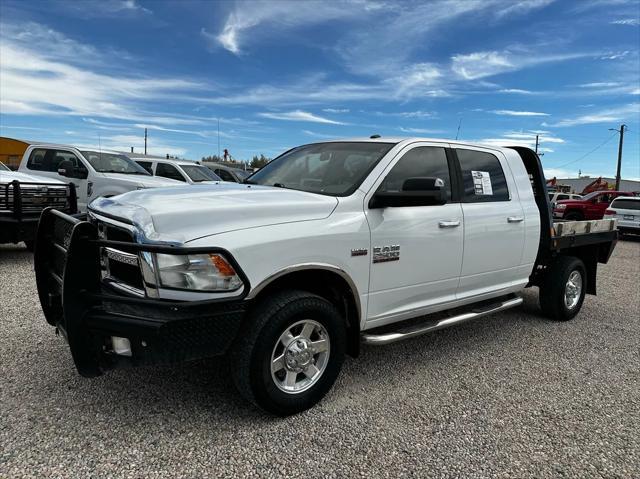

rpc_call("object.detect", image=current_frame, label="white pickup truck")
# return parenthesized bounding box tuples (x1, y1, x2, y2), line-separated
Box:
(18, 144, 181, 211)
(34, 138, 617, 415)
(0, 161, 77, 249)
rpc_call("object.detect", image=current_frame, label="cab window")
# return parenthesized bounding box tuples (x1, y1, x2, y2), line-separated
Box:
(456, 149, 509, 202)
(156, 163, 186, 182)
(215, 168, 235, 182)
(27, 148, 86, 175)
(136, 161, 153, 174)
(378, 146, 451, 201)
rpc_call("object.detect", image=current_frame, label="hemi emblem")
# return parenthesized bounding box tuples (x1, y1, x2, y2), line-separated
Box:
(351, 248, 368, 257)
(373, 245, 400, 263)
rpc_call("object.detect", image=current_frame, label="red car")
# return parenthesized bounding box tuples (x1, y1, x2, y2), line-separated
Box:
(553, 190, 634, 221)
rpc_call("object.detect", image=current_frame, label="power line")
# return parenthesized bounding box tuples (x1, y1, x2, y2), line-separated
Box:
(552, 131, 618, 169)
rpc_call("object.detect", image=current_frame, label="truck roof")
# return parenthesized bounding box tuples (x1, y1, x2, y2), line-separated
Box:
(307, 137, 530, 154)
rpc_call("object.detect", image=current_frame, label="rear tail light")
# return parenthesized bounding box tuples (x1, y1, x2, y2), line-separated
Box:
(604, 209, 615, 215)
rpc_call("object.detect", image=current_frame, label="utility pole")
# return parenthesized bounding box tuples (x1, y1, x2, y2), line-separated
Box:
(535, 134, 539, 154)
(144, 128, 148, 155)
(217, 118, 220, 158)
(610, 124, 626, 190)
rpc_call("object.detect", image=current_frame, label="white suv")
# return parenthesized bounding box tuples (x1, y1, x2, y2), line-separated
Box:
(604, 196, 640, 236)
(18, 145, 182, 211)
(132, 158, 224, 184)
(548, 191, 582, 208)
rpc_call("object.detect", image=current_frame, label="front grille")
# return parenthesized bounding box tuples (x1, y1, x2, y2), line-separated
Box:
(94, 218, 145, 293)
(0, 183, 68, 214)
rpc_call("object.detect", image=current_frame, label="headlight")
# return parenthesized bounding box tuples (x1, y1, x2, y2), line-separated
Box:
(142, 252, 243, 292)
(556, 204, 567, 209)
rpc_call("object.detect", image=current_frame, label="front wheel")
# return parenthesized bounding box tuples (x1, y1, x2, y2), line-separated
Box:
(230, 290, 346, 416)
(539, 256, 587, 321)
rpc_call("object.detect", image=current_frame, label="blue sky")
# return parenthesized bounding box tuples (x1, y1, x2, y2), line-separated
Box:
(0, 0, 638, 179)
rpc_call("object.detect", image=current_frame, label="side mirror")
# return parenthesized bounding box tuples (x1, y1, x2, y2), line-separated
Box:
(370, 177, 447, 208)
(57, 167, 70, 177)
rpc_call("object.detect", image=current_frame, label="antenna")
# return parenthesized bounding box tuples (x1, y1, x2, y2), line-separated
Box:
(144, 128, 148, 155)
(455, 118, 462, 140)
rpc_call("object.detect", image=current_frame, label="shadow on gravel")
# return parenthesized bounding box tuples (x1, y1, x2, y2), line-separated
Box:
(31, 289, 560, 422)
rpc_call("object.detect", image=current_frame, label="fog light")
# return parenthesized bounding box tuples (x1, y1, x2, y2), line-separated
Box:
(111, 336, 132, 356)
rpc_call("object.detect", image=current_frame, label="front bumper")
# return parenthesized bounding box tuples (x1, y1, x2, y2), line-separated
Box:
(552, 210, 564, 218)
(34, 208, 250, 377)
(0, 215, 39, 243)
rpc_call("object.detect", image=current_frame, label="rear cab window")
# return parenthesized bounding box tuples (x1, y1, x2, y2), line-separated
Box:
(611, 198, 640, 210)
(456, 149, 510, 202)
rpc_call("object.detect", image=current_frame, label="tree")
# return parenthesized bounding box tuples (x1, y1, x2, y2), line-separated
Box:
(250, 154, 270, 169)
(201, 154, 222, 162)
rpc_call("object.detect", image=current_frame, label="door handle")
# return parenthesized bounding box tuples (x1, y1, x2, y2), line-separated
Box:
(507, 216, 524, 223)
(438, 220, 460, 228)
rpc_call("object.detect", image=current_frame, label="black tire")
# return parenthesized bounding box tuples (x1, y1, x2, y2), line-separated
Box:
(563, 211, 583, 221)
(539, 256, 587, 321)
(24, 240, 35, 252)
(230, 290, 346, 416)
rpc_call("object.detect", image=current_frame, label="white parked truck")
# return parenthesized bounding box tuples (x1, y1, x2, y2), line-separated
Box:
(34, 138, 618, 415)
(0, 161, 77, 250)
(18, 144, 182, 212)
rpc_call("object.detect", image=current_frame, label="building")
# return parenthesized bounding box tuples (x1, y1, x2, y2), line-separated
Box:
(0, 137, 32, 170)
(552, 177, 640, 194)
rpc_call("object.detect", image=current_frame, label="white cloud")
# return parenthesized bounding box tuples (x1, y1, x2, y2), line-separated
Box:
(258, 110, 345, 125)
(302, 130, 338, 139)
(491, 110, 550, 116)
(209, 1, 360, 55)
(475, 129, 564, 150)
(499, 88, 535, 94)
(398, 127, 444, 134)
(547, 103, 640, 127)
(0, 25, 206, 125)
(452, 49, 590, 80)
(611, 18, 640, 26)
(322, 108, 349, 113)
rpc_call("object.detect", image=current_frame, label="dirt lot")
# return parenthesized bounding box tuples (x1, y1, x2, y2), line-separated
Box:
(1, 238, 639, 478)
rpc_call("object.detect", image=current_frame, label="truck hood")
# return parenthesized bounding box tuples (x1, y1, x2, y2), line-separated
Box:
(89, 183, 339, 242)
(0, 170, 66, 185)
(101, 173, 183, 188)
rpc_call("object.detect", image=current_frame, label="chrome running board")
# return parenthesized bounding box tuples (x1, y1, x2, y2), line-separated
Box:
(361, 296, 523, 346)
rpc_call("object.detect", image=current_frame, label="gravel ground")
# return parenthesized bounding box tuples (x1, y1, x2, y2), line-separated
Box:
(1, 239, 639, 478)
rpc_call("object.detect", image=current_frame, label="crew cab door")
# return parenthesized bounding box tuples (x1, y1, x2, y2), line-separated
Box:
(365, 143, 464, 326)
(585, 192, 615, 219)
(453, 147, 526, 299)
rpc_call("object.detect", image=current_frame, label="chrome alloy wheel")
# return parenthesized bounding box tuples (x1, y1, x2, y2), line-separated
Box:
(564, 270, 583, 310)
(271, 320, 330, 394)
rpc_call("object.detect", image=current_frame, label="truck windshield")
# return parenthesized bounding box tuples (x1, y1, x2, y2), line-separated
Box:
(245, 142, 395, 196)
(81, 151, 150, 175)
(181, 164, 221, 182)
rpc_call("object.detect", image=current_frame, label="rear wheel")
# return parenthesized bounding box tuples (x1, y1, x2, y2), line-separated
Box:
(230, 290, 346, 416)
(539, 256, 586, 321)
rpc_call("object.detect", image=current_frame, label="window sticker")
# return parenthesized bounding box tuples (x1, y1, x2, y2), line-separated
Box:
(471, 170, 493, 195)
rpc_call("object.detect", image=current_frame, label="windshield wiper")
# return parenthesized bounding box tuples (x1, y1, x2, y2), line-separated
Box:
(273, 183, 286, 188)
(242, 178, 258, 184)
